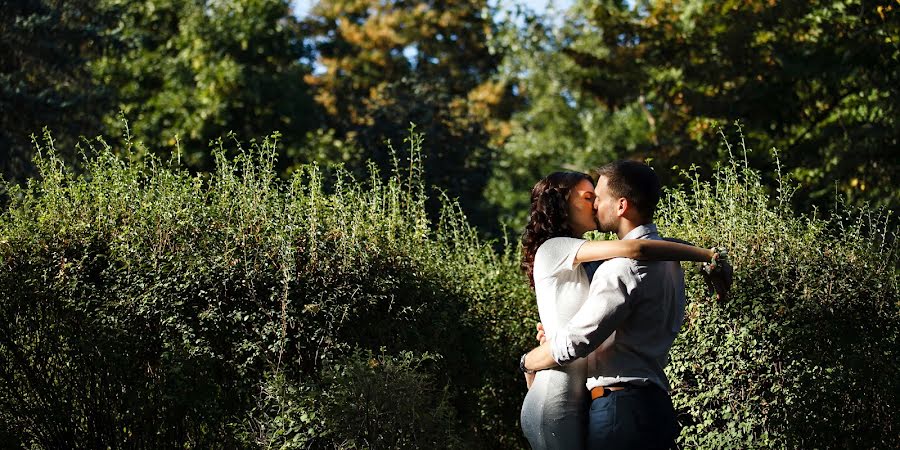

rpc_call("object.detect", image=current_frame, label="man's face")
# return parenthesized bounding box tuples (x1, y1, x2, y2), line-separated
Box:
(592, 175, 619, 233)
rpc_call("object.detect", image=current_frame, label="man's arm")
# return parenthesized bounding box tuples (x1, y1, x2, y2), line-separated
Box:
(522, 341, 558, 372)
(523, 260, 637, 371)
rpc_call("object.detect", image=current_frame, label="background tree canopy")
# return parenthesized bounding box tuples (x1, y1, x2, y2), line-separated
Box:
(2, 0, 896, 229)
(488, 0, 899, 229)
(301, 0, 515, 225)
(563, 0, 900, 210)
(0, 0, 114, 181)
(93, 0, 319, 170)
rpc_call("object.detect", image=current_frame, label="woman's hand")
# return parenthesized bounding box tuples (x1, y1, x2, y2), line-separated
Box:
(701, 251, 733, 301)
(524, 324, 546, 390)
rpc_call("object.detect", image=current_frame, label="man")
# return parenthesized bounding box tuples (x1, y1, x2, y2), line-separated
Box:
(521, 160, 685, 449)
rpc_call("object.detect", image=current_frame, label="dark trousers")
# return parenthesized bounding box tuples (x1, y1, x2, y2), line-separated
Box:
(587, 385, 679, 450)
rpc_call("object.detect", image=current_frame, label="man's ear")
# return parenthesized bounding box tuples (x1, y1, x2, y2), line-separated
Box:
(616, 197, 628, 217)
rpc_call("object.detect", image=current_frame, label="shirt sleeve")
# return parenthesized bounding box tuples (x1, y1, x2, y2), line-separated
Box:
(551, 259, 639, 365)
(533, 237, 586, 281)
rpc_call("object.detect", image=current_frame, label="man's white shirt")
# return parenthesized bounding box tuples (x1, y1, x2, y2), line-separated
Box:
(550, 224, 686, 392)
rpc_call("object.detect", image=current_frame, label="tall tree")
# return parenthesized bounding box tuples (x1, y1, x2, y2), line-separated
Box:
(94, 0, 318, 169)
(561, 0, 900, 209)
(0, 0, 113, 183)
(485, 4, 653, 229)
(489, 0, 899, 231)
(303, 0, 514, 223)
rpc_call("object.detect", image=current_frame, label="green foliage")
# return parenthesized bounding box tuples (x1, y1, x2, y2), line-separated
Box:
(0, 128, 533, 447)
(248, 349, 461, 449)
(284, 128, 364, 176)
(0, 0, 114, 183)
(5, 0, 898, 238)
(658, 137, 899, 448)
(303, 0, 513, 226)
(561, 0, 900, 208)
(0, 126, 897, 448)
(490, 0, 900, 229)
(1, 0, 321, 188)
(92, 0, 318, 170)
(485, 5, 652, 230)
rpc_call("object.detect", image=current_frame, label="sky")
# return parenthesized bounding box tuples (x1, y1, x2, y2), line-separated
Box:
(290, 0, 575, 19)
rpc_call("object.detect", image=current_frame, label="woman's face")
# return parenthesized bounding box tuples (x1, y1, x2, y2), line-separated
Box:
(567, 179, 598, 236)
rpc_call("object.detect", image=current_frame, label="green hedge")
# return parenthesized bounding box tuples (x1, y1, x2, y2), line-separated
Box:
(0, 132, 534, 448)
(659, 148, 899, 448)
(0, 131, 897, 448)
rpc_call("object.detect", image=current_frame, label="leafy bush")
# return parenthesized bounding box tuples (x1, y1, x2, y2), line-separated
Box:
(0, 128, 896, 449)
(659, 137, 899, 448)
(247, 349, 460, 449)
(0, 131, 534, 448)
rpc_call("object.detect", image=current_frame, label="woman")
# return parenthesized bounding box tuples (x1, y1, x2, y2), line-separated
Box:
(519, 171, 722, 450)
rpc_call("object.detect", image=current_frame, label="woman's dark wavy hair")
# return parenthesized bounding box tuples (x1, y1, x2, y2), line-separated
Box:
(521, 171, 593, 289)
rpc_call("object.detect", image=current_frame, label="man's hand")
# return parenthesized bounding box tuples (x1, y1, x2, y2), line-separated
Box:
(522, 328, 554, 389)
(522, 342, 560, 373)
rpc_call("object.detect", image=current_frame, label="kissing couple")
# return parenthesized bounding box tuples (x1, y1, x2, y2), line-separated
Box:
(518, 160, 732, 449)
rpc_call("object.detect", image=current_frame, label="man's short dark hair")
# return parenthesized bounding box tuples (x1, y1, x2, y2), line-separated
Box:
(593, 160, 661, 221)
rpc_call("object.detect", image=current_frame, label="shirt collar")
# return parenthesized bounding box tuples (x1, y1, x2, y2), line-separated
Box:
(622, 223, 658, 240)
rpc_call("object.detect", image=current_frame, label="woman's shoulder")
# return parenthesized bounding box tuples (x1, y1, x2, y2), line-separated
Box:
(536, 236, 585, 256)
(538, 236, 587, 251)
(534, 236, 586, 274)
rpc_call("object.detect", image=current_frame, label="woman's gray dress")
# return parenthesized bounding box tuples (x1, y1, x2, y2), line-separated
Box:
(521, 359, 589, 449)
(521, 237, 593, 449)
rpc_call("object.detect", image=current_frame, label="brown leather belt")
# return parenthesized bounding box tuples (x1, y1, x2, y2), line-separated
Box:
(590, 385, 628, 400)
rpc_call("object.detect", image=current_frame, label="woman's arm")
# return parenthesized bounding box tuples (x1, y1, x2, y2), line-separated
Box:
(574, 239, 713, 264)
